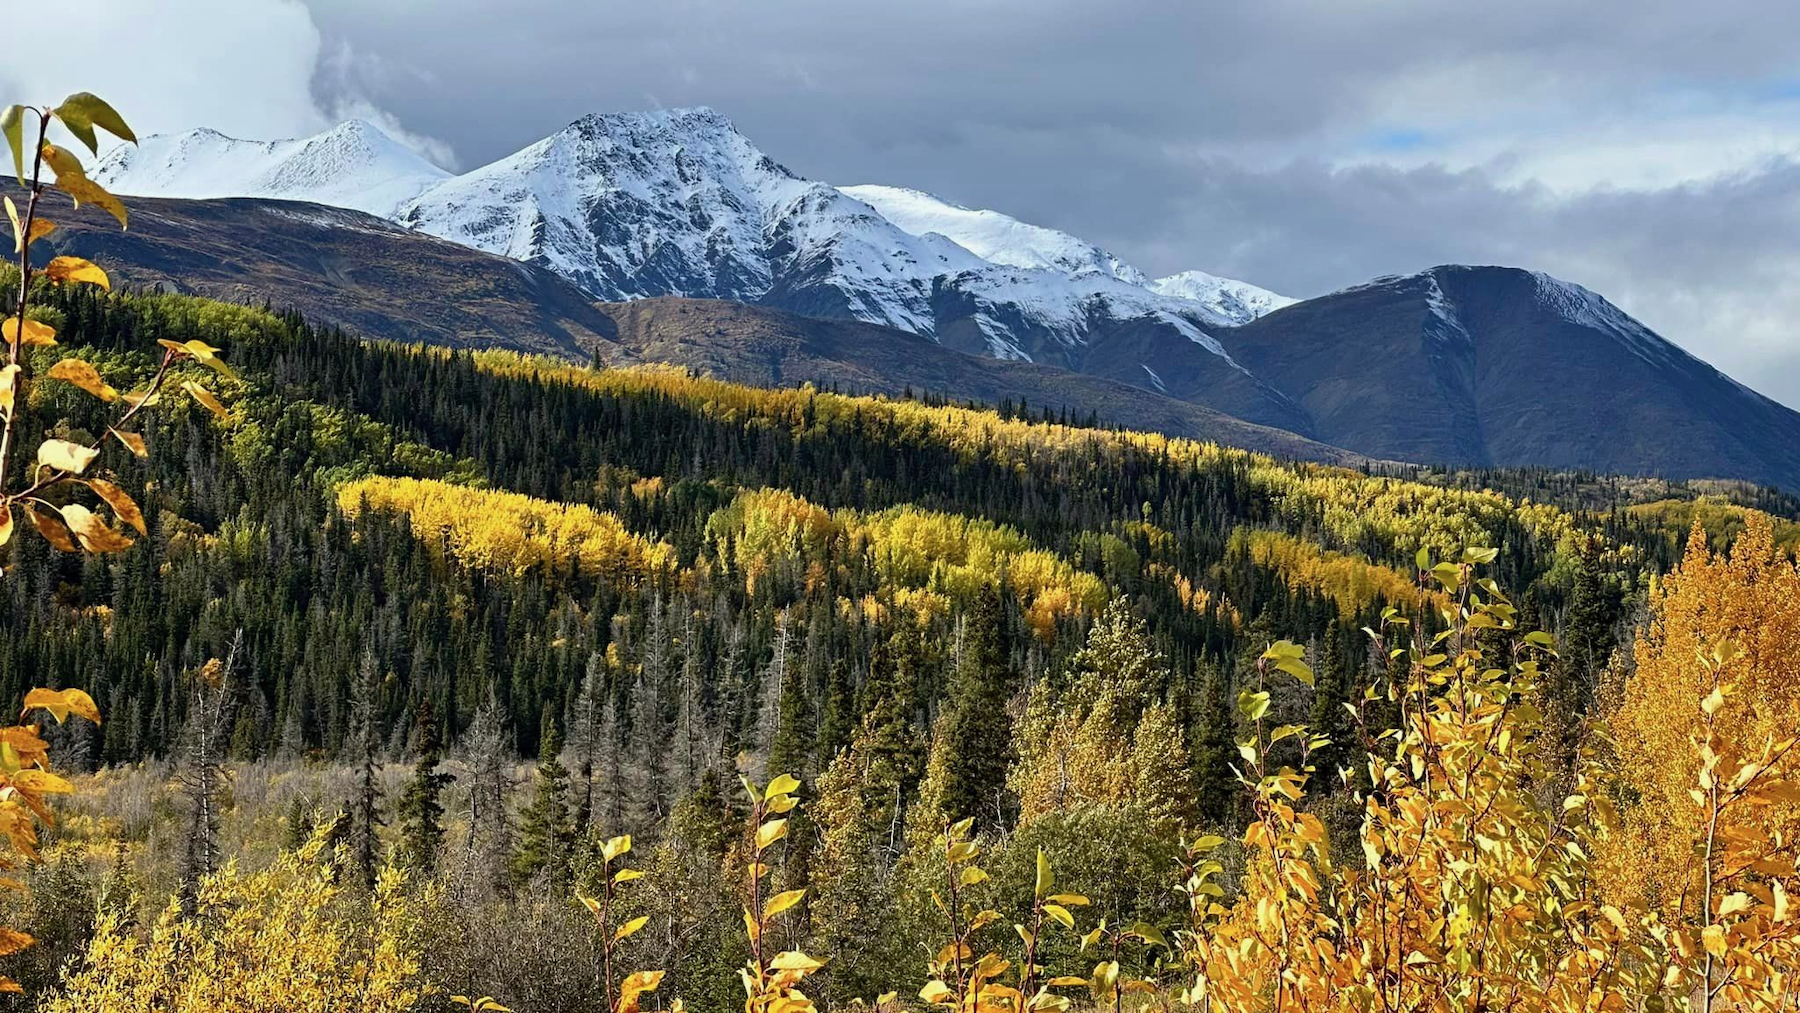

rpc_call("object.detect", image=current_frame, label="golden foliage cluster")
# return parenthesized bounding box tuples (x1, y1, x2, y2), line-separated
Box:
(710, 487, 1106, 636)
(337, 475, 676, 582)
(1607, 515, 1800, 910)
(1228, 526, 1441, 618)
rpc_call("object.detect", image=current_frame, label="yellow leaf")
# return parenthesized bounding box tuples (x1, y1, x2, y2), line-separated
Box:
(42, 256, 109, 290)
(86, 478, 145, 535)
(0, 364, 17, 415)
(53, 92, 137, 153)
(578, 894, 602, 917)
(184, 380, 228, 419)
(11, 770, 73, 795)
(24, 507, 74, 552)
(0, 929, 31, 959)
(22, 687, 99, 725)
(158, 338, 237, 380)
(766, 773, 801, 798)
(2, 318, 56, 347)
(1702, 924, 1727, 958)
(613, 868, 644, 883)
(1702, 686, 1726, 716)
(920, 981, 956, 1006)
(0, 506, 11, 549)
(0, 106, 24, 185)
(602, 834, 632, 862)
(618, 970, 664, 1013)
(109, 429, 147, 458)
(755, 818, 788, 850)
(36, 438, 99, 475)
(0, 199, 43, 253)
(763, 889, 806, 919)
(769, 950, 825, 973)
(59, 503, 134, 553)
(39, 143, 83, 182)
(57, 173, 127, 230)
(46, 358, 119, 402)
(613, 914, 649, 943)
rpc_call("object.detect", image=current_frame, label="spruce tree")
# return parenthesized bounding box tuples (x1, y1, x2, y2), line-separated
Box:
(925, 587, 1015, 827)
(1309, 622, 1350, 783)
(346, 648, 385, 890)
(512, 712, 574, 891)
(1192, 664, 1237, 829)
(396, 701, 453, 879)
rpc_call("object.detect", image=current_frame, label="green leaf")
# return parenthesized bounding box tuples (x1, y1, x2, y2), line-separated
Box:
(1237, 689, 1270, 722)
(0, 106, 23, 185)
(1414, 547, 1431, 571)
(1034, 848, 1053, 899)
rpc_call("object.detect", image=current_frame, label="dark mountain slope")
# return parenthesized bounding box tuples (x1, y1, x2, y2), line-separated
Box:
(35, 193, 618, 358)
(1220, 266, 1800, 488)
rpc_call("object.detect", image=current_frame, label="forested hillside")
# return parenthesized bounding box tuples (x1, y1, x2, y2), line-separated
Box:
(7, 262, 1800, 1008)
(0, 275, 1675, 770)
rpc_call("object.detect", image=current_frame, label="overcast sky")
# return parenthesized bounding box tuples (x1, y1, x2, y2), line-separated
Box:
(9, 1, 1800, 406)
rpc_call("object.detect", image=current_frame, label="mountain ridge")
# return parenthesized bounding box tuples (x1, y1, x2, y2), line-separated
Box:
(73, 114, 1800, 490)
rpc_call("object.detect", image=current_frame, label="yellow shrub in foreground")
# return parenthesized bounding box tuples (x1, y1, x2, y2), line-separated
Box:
(44, 833, 426, 1013)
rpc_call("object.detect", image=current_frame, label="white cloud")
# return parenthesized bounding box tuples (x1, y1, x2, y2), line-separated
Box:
(0, 0, 453, 166)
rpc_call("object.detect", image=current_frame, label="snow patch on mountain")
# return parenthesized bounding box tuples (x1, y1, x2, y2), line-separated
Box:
(93, 120, 449, 218)
(839, 184, 1147, 284)
(1148, 270, 1296, 326)
(1528, 271, 1690, 369)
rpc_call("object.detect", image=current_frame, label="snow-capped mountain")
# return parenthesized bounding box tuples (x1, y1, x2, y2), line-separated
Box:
(92, 110, 1293, 370)
(1149, 270, 1297, 326)
(94, 120, 449, 218)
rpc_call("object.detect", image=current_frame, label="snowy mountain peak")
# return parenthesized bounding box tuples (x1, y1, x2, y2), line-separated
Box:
(1148, 270, 1297, 326)
(839, 183, 1148, 285)
(81, 106, 1290, 376)
(94, 119, 449, 219)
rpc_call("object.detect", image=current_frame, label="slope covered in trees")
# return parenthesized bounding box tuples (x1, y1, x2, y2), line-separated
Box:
(5, 272, 1800, 1010)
